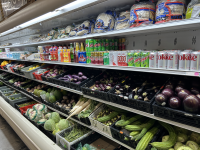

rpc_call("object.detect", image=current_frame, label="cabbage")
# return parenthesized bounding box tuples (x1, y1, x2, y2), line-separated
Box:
(52, 128, 60, 135)
(44, 119, 56, 131)
(49, 112, 60, 123)
(58, 119, 69, 130)
(55, 123, 59, 129)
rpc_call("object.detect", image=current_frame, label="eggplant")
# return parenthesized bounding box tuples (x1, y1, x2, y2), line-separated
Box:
(75, 81, 81, 84)
(77, 77, 82, 81)
(95, 84, 99, 88)
(82, 76, 87, 80)
(72, 75, 79, 78)
(78, 72, 83, 76)
(73, 78, 78, 82)
(99, 84, 105, 91)
(64, 75, 72, 78)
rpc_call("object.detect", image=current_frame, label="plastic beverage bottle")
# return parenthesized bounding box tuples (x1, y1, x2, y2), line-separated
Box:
(70, 43, 74, 62)
(58, 46, 62, 61)
(75, 42, 80, 63)
(60, 49, 64, 62)
(80, 42, 84, 52)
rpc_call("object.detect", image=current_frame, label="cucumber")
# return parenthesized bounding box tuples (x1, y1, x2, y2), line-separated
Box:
(125, 119, 152, 131)
(97, 111, 118, 123)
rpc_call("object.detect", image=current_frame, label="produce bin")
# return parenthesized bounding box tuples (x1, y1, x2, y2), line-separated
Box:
(15, 100, 38, 114)
(33, 70, 49, 81)
(7, 93, 29, 107)
(0, 87, 13, 96)
(89, 104, 117, 136)
(21, 63, 49, 79)
(153, 101, 200, 128)
(56, 125, 92, 150)
(0, 86, 8, 90)
(82, 73, 111, 102)
(2, 90, 17, 102)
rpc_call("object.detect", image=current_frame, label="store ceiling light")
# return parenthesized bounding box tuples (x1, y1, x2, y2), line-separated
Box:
(0, 0, 98, 36)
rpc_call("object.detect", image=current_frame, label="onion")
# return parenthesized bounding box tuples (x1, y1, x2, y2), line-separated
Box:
(162, 88, 174, 98)
(155, 94, 167, 106)
(190, 87, 200, 95)
(175, 85, 185, 93)
(178, 89, 191, 100)
(183, 95, 200, 113)
(169, 97, 181, 109)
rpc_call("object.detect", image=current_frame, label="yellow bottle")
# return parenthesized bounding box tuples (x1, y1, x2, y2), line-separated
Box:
(67, 49, 71, 62)
(80, 42, 84, 52)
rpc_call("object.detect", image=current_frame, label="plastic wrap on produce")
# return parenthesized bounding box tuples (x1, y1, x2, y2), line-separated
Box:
(156, 0, 186, 24)
(69, 25, 80, 37)
(76, 20, 95, 36)
(115, 11, 130, 30)
(94, 10, 116, 33)
(130, 2, 155, 27)
(46, 28, 58, 40)
(57, 28, 68, 39)
(186, 0, 200, 19)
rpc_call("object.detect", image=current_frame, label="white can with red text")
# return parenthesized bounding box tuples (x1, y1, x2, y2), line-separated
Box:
(167, 51, 178, 70)
(179, 51, 191, 70)
(158, 51, 168, 69)
(149, 51, 158, 68)
(190, 51, 200, 71)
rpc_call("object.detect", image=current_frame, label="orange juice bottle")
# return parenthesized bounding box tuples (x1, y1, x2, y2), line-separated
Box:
(60, 49, 64, 62)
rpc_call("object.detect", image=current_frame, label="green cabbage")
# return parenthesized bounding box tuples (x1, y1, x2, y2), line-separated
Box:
(49, 112, 60, 123)
(44, 119, 56, 131)
(58, 119, 69, 130)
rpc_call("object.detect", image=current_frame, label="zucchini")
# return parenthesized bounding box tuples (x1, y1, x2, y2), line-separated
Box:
(130, 131, 140, 137)
(136, 124, 160, 150)
(135, 119, 156, 141)
(131, 117, 147, 125)
(151, 122, 177, 150)
(97, 111, 118, 123)
(116, 115, 143, 127)
(125, 119, 153, 131)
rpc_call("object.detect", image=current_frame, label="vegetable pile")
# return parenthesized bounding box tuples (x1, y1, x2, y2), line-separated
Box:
(4, 90, 19, 96)
(42, 65, 69, 78)
(58, 71, 88, 84)
(91, 71, 126, 92)
(155, 77, 200, 113)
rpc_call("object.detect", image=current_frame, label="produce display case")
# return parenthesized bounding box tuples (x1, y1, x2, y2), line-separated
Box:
(7, 93, 29, 107)
(89, 104, 118, 136)
(56, 125, 92, 150)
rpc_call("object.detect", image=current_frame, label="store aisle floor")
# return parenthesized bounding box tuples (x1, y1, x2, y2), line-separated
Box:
(0, 115, 29, 150)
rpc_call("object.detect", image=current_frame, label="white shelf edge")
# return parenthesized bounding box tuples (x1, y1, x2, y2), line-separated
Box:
(0, 97, 62, 150)
(1, 80, 134, 150)
(0, 59, 199, 76)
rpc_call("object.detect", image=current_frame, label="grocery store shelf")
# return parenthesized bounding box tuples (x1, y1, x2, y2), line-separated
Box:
(1, 18, 200, 48)
(0, 59, 199, 77)
(2, 77, 200, 135)
(0, 69, 82, 95)
(0, 97, 62, 150)
(0, 80, 134, 150)
(83, 95, 200, 134)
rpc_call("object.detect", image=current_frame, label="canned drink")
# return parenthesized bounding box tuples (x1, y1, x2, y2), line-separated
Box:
(167, 51, 178, 70)
(97, 39, 102, 51)
(114, 39, 118, 50)
(127, 52, 134, 66)
(110, 39, 115, 50)
(190, 51, 200, 71)
(105, 39, 110, 51)
(184, 49, 193, 53)
(91, 52, 95, 64)
(99, 52, 104, 65)
(93, 39, 98, 51)
(141, 51, 150, 68)
(102, 39, 106, 51)
(109, 51, 118, 66)
(117, 51, 128, 66)
(85, 39, 89, 52)
(149, 51, 158, 68)
(158, 51, 168, 69)
(133, 51, 141, 67)
(88, 39, 94, 52)
(86, 52, 91, 64)
(104, 52, 109, 65)
(118, 39, 122, 50)
(179, 51, 191, 70)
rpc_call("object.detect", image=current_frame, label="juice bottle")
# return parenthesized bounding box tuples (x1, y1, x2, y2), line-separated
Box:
(58, 46, 62, 61)
(75, 42, 80, 63)
(49, 45, 54, 61)
(60, 49, 64, 62)
(55, 45, 59, 61)
(63, 49, 67, 62)
(70, 43, 74, 62)
(67, 49, 71, 62)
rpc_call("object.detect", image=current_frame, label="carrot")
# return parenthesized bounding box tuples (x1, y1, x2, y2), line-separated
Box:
(67, 100, 91, 120)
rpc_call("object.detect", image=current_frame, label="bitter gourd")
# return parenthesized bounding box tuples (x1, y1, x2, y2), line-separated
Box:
(97, 111, 118, 123)
(136, 124, 160, 150)
(116, 115, 143, 127)
(135, 119, 156, 141)
(151, 122, 177, 150)
(125, 119, 152, 131)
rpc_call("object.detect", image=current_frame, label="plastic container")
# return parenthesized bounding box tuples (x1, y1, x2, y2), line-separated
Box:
(89, 104, 116, 136)
(153, 101, 200, 128)
(7, 93, 29, 107)
(21, 63, 48, 79)
(33, 69, 49, 81)
(81, 73, 111, 102)
(56, 125, 92, 150)
(0, 88, 13, 96)
(2, 90, 16, 102)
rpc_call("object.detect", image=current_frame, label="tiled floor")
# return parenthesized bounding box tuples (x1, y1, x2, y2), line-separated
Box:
(0, 115, 29, 150)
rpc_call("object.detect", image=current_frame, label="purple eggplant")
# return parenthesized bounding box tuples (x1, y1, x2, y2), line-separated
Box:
(64, 75, 72, 78)
(72, 75, 79, 78)
(75, 81, 81, 84)
(77, 77, 82, 81)
(78, 72, 83, 76)
(99, 84, 105, 91)
(82, 76, 87, 80)
(73, 78, 78, 82)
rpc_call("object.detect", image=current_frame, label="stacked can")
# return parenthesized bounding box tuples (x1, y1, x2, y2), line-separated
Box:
(141, 51, 150, 68)
(102, 39, 106, 51)
(158, 51, 168, 69)
(103, 51, 109, 65)
(85, 39, 94, 52)
(190, 51, 200, 71)
(179, 51, 191, 70)
(149, 51, 158, 68)
(167, 51, 178, 70)
(105, 39, 110, 51)
(133, 51, 141, 67)
(114, 39, 118, 50)
(127, 50, 134, 66)
(118, 39, 122, 50)
(109, 39, 115, 50)
(94, 39, 98, 51)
